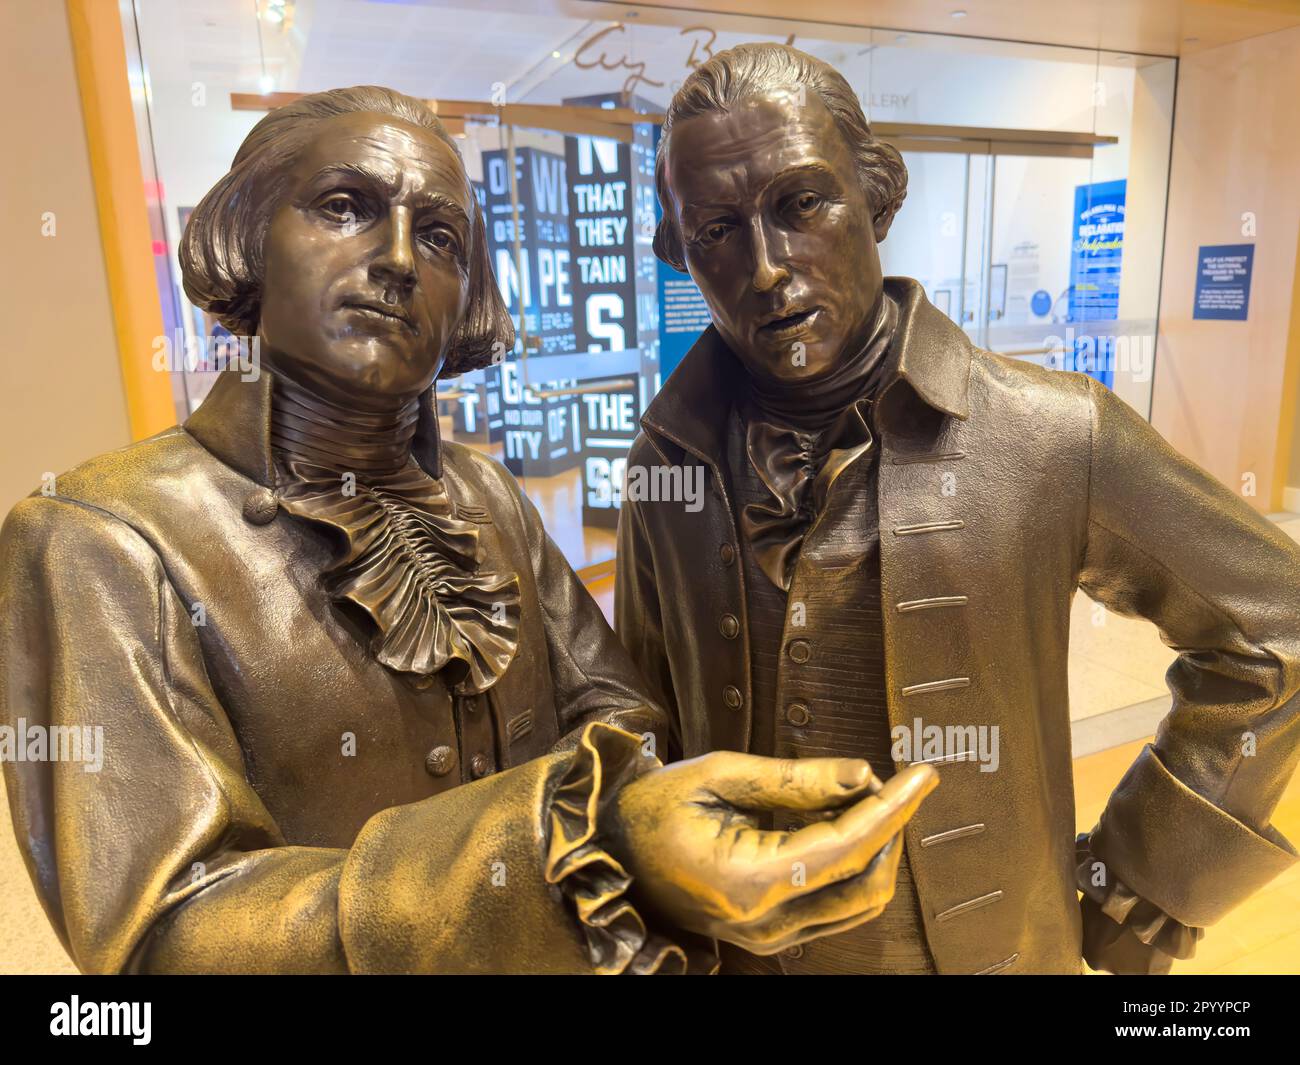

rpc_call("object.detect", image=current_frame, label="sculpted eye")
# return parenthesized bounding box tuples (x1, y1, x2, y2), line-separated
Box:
(419, 225, 464, 260)
(695, 222, 733, 247)
(317, 192, 366, 225)
(790, 190, 825, 215)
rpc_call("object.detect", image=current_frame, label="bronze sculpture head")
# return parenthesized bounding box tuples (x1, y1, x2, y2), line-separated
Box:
(654, 44, 907, 385)
(180, 86, 512, 411)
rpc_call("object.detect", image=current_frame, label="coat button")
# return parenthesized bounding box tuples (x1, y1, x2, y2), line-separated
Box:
(409, 673, 435, 691)
(787, 639, 812, 663)
(785, 703, 811, 727)
(720, 543, 736, 566)
(470, 753, 493, 778)
(723, 685, 743, 711)
(241, 487, 279, 525)
(424, 745, 455, 778)
(719, 614, 739, 639)
(783, 944, 805, 960)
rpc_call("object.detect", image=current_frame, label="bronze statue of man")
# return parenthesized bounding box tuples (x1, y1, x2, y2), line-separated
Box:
(617, 43, 1300, 975)
(0, 85, 938, 974)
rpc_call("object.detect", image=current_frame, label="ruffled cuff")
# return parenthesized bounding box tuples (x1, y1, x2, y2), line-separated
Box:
(1075, 833, 1203, 970)
(545, 721, 718, 975)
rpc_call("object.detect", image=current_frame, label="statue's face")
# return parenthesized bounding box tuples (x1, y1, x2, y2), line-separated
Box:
(664, 89, 884, 385)
(259, 111, 474, 409)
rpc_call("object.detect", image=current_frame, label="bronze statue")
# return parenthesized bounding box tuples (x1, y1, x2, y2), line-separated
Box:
(617, 43, 1300, 975)
(0, 86, 939, 974)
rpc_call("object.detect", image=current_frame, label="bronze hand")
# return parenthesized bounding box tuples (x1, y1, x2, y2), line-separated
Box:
(605, 754, 938, 955)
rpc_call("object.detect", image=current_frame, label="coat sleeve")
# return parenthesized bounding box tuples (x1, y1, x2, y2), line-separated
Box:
(613, 445, 685, 763)
(0, 494, 688, 974)
(507, 473, 670, 754)
(1077, 377, 1300, 937)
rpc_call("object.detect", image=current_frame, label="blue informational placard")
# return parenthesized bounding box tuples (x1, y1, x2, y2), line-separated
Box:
(1068, 179, 1126, 321)
(652, 124, 712, 380)
(1193, 244, 1254, 321)
(1067, 178, 1126, 389)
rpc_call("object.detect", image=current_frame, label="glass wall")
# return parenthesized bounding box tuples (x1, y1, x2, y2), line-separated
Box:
(124, 0, 1176, 579)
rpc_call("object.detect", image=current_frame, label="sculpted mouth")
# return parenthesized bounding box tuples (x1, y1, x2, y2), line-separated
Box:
(343, 301, 415, 331)
(759, 306, 819, 336)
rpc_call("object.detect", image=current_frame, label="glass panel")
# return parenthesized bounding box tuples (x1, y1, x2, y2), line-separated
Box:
(875, 151, 973, 329)
(124, 1, 1177, 579)
(982, 52, 1176, 418)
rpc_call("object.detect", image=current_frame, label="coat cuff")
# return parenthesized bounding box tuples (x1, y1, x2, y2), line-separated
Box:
(1075, 833, 1202, 972)
(1087, 744, 1297, 927)
(545, 722, 717, 974)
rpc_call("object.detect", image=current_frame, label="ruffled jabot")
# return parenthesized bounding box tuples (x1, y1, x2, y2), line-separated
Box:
(269, 374, 520, 695)
(738, 295, 899, 590)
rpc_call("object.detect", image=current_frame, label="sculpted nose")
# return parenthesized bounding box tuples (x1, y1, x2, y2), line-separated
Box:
(369, 207, 416, 295)
(750, 219, 790, 294)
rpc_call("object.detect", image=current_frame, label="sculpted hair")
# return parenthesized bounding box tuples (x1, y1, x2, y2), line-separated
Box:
(653, 43, 909, 271)
(180, 85, 513, 374)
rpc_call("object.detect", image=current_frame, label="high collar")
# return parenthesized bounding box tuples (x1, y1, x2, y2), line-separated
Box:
(184, 367, 445, 486)
(640, 277, 973, 466)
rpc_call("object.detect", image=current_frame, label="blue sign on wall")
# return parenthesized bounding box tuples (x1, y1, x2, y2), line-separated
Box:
(652, 124, 712, 380)
(1066, 178, 1127, 389)
(1193, 244, 1254, 321)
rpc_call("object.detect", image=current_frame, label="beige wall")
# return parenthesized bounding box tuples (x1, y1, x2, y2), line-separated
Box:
(1151, 24, 1300, 512)
(0, 0, 117, 975)
(1290, 351, 1300, 501)
(0, 0, 131, 516)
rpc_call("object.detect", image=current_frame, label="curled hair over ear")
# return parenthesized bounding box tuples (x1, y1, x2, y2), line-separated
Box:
(441, 200, 515, 375)
(179, 85, 513, 371)
(653, 43, 908, 273)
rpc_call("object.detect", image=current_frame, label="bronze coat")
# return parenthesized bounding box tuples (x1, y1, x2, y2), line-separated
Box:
(616, 277, 1300, 975)
(0, 369, 664, 973)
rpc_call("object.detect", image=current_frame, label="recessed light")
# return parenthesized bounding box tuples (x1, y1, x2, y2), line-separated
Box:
(951, 9, 967, 17)
(259, 74, 275, 94)
(552, 50, 561, 58)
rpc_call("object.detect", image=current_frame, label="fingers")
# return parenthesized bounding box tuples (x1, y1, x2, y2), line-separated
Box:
(719, 764, 938, 911)
(701, 752, 879, 812)
(733, 833, 906, 954)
